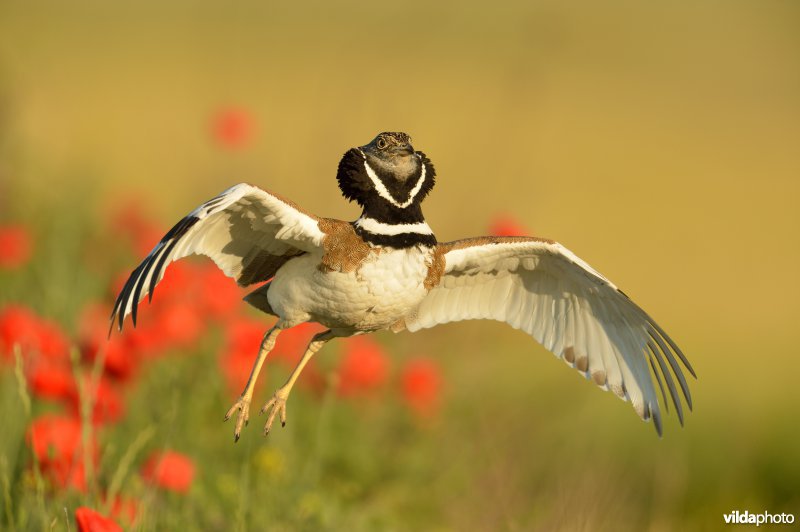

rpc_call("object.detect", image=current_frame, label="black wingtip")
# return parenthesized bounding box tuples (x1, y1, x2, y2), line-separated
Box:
(648, 340, 685, 426)
(648, 318, 697, 379)
(652, 409, 663, 437)
(130, 253, 159, 328)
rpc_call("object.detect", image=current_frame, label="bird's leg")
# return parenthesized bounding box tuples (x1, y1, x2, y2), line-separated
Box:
(224, 326, 281, 442)
(261, 329, 336, 435)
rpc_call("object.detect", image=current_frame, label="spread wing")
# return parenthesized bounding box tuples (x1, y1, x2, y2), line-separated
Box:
(407, 236, 695, 435)
(110, 183, 324, 331)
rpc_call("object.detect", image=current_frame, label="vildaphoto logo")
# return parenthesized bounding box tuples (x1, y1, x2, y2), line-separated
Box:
(723, 510, 795, 526)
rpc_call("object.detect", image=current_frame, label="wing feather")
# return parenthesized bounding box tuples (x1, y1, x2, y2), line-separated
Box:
(406, 236, 694, 435)
(111, 183, 324, 332)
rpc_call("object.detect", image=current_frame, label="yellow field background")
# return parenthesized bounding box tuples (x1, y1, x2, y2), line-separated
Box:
(1, 1, 798, 530)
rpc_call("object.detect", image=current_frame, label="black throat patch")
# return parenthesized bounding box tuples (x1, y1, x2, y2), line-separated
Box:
(336, 149, 436, 225)
(336, 143, 437, 249)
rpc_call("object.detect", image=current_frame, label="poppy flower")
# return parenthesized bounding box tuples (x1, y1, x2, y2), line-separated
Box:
(488, 214, 529, 237)
(220, 318, 269, 394)
(0, 305, 69, 363)
(28, 359, 125, 424)
(75, 507, 123, 532)
(27, 414, 97, 492)
(28, 361, 76, 401)
(153, 300, 204, 349)
(337, 336, 390, 397)
(196, 263, 243, 321)
(140, 450, 195, 493)
(0, 224, 32, 269)
(109, 262, 209, 357)
(36, 320, 70, 360)
(400, 358, 442, 417)
(78, 303, 138, 381)
(145, 260, 195, 304)
(0, 305, 42, 362)
(211, 107, 254, 149)
(147, 263, 206, 350)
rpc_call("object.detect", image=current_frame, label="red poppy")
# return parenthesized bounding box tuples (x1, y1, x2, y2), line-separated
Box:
(0, 305, 69, 363)
(75, 507, 123, 532)
(224, 318, 266, 355)
(488, 214, 529, 237)
(36, 320, 70, 360)
(400, 358, 442, 417)
(119, 317, 167, 359)
(211, 107, 254, 149)
(146, 260, 195, 303)
(196, 263, 244, 321)
(337, 336, 390, 397)
(78, 303, 138, 381)
(28, 359, 125, 424)
(220, 318, 269, 394)
(154, 300, 204, 349)
(27, 414, 97, 492)
(0, 305, 42, 362)
(108, 261, 211, 358)
(147, 263, 206, 350)
(28, 361, 76, 401)
(141, 450, 195, 493)
(0, 224, 32, 269)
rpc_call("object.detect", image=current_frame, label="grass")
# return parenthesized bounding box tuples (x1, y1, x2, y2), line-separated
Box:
(1, 1, 799, 529)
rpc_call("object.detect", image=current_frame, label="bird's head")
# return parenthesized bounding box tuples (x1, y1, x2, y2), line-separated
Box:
(336, 132, 436, 212)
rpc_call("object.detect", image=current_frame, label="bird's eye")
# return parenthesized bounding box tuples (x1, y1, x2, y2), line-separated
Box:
(376, 137, 388, 150)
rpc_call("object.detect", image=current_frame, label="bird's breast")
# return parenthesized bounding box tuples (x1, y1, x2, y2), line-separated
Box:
(268, 245, 435, 331)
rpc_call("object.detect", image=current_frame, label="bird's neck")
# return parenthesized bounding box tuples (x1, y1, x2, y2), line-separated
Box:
(353, 202, 436, 248)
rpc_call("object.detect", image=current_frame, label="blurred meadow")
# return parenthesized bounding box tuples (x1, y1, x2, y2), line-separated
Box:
(1, 0, 799, 530)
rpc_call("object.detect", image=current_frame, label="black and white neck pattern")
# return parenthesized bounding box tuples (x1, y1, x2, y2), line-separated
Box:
(352, 215, 436, 248)
(336, 144, 438, 248)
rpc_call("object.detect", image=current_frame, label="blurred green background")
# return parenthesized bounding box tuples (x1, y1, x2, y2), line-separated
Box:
(1, 0, 799, 530)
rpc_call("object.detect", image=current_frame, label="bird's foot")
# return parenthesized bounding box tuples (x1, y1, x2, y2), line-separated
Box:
(260, 389, 289, 436)
(224, 393, 253, 442)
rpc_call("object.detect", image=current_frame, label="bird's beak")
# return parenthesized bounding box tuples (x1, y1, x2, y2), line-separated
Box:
(393, 144, 414, 156)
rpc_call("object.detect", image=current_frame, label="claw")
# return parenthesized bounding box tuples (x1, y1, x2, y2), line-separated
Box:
(224, 394, 252, 443)
(261, 391, 288, 436)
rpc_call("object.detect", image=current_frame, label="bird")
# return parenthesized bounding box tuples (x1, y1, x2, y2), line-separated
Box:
(110, 131, 695, 441)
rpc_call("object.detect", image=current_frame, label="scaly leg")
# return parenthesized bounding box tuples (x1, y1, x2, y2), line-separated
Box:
(261, 329, 337, 435)
(224, 326, 281, 442)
